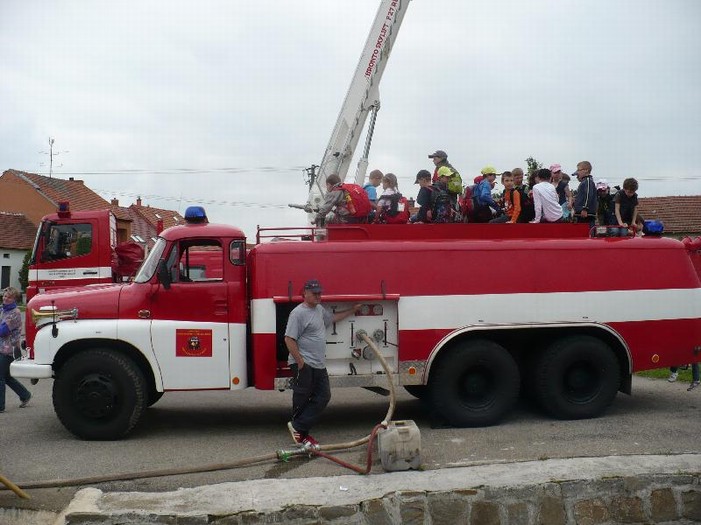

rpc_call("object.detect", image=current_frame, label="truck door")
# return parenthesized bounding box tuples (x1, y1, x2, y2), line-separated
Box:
(148, 239, 231, 390)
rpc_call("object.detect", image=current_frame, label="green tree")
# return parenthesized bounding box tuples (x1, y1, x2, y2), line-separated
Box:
(525, 156, 542, 177)
(18, 251, 30, 292)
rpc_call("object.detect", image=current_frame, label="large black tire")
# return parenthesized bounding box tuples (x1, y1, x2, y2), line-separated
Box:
(534, 335, 620, 420)
(429, 340, 520, 427)
(53, 349, 147, 440)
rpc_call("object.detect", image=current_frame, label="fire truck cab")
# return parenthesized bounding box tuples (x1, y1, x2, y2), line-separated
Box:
(27, 205, 119, 301)
(27, 203, 147, 301)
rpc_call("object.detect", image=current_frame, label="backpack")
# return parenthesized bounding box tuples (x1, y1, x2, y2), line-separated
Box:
(377, 193, 410, 224)
(436, 166, 463, 195)
(429, 184, 452, 223)
(515, 185, 535, 223)
(336, 183, 372, 219)
(460, 184, 476, 222)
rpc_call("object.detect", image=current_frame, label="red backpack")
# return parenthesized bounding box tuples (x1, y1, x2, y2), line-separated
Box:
(377, 193, 410, 224)
(336, 183, 372, 219)
(460, 184, 476, 221)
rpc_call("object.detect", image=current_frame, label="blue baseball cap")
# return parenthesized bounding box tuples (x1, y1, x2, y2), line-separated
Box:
(303, 279, 323, 293)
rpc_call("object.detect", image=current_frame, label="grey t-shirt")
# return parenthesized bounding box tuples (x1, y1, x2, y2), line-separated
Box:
(285, 303, 333, 369)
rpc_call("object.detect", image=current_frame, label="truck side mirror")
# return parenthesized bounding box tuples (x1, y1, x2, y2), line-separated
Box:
(230, 240, 246, 266)
(157, 260, 172, 289)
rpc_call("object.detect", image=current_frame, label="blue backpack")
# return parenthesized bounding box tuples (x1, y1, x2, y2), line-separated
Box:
(429, 184, 452, 223)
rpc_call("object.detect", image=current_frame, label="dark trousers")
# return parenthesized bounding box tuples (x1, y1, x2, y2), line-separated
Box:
(291, 364, 331, 435)
(574, 214, 596, 228)
(671, 364, 700, 382)
(0, 353, 31, 411)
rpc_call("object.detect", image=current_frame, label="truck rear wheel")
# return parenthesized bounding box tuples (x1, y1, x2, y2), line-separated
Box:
(535, 335, 620, 420)
(429, 340, 520, 427)
(53, 349, 146, 440)
(404, 385, 428, 399)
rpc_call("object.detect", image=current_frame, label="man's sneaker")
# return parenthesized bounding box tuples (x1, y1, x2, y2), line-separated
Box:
(19, 394, 31, 408)
(302, 434, 320, 450)
(688, 381, 700, 392)
(668, 372, 679, 382)
(288, 421, 303, 444)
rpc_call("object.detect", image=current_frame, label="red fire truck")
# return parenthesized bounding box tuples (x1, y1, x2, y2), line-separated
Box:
(11, 207, 701, 439)
(26, 204, 143, 301)
(11, 0, 701, 440)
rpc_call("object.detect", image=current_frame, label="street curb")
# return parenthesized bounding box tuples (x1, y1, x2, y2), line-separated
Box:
(59, 454, 701, 524)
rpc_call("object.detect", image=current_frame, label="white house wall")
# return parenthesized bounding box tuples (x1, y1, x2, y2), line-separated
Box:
(0, 248, 29, 297)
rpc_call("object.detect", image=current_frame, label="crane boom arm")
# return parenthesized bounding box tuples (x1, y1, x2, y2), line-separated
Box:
(306, 0, 411, 212)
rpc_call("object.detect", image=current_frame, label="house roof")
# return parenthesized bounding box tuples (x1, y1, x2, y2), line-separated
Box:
(105, 199, 184, 247)
(127, 209, 160, 245)
(637, 196, 701, 235)
(130, 203, 184, 231)
(7, 170, 110, 211)
(0, 212, 37, 250)
(108, 203, 133, 222)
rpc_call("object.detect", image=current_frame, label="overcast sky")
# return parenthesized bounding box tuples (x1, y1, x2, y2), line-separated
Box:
(1, 0, 699, 238)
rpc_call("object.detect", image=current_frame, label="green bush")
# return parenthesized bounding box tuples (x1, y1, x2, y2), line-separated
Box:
(18, 251, 30, 292)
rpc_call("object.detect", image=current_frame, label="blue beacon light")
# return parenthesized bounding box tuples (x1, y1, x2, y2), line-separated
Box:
(184, 206, 208, 224)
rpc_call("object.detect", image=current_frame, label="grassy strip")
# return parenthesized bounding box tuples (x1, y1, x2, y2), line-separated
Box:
(636, 367, 693, 382)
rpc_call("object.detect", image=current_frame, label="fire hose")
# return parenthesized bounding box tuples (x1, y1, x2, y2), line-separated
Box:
(4, 331, 397, 492)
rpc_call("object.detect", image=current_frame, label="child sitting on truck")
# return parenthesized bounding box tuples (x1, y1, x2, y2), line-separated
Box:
(614, 178, 639, 231)
(411, 170, 433, 223)
(489, 171, 520, 224)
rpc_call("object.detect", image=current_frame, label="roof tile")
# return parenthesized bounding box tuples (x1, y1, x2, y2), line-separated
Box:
(130, 203, 184, 231)
(8, 170, 110, 210)
(0, 212, 37, 249)
(637, 196, 701, 234)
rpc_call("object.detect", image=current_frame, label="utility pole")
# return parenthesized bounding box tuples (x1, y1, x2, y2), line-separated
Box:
(39, 137, 69, 178)
(304, 164, 319, 192)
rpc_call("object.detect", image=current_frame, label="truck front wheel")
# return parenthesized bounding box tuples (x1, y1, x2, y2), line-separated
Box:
(535, 335, 620, 420)
(429, 340, 520, 427)
(53, 349, 147, 440)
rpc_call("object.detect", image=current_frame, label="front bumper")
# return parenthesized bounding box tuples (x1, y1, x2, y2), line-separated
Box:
(10, 359, 53, 379)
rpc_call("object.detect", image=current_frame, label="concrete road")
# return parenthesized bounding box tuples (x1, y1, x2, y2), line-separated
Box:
(1, 375, 699, 514)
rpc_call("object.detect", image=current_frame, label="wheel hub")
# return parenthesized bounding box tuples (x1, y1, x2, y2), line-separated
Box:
(74, 373, 118, 419)
(564, 362, 600, 402)
(459, 367, 494, 407)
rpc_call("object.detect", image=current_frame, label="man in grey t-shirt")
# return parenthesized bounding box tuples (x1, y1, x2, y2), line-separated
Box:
(285, 279, 360, 448)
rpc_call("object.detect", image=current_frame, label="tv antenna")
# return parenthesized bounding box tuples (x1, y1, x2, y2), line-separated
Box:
(39, 137, 69, 178)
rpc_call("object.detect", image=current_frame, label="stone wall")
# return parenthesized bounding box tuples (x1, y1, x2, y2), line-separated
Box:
(60, 473, 701, 524)
(21, 455, 698, 524)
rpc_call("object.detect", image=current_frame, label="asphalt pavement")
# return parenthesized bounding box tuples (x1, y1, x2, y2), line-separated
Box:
(1, 374, 700, 518)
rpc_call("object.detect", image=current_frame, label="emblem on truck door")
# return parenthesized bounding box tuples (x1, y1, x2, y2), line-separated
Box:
(176, 329, 213, 357)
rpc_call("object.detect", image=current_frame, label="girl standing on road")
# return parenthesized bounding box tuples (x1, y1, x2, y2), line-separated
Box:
(0, 287, 31, 413)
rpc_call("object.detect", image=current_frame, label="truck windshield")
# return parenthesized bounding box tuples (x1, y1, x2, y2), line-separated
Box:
(35, 221, 93, 262)
(134, 238, 167, 283)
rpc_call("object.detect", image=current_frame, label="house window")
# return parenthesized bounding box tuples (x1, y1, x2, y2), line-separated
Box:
(2, 254, 9, 259)
(1, 266, 9, 289)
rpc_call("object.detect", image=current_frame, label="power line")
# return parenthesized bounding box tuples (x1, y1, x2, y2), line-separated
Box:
(93, 188, 294, 210)
(25, 166, 699, 183)
(42, 166, 308, 176)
